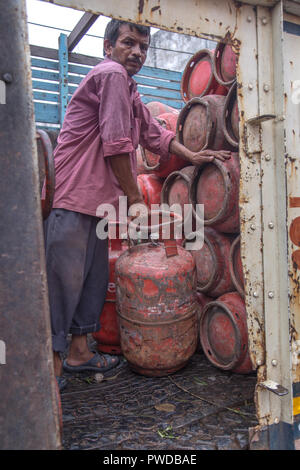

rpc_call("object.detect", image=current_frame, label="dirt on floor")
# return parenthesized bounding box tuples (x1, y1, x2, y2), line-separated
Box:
(60, 341, 258, 451)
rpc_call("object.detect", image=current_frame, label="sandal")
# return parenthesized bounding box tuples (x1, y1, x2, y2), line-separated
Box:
(56, 375, 68, 392)
(63, 352, 119, 373)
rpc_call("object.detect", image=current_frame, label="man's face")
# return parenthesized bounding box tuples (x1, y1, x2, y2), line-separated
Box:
(104, 24, 150, 76)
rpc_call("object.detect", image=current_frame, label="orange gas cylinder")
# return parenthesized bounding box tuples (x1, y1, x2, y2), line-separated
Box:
(195, 292, 213, 352)
(115, 233, 198, 377)
(137, 173, 164, 208)
(146, 101, 179, 117)
(222, 82, 239, 149)
(229, 235, 244, 297)
(181, 49, 227, 102)
(141, 112, 187, 178)
(177, 95, 234, 152)
(187, 227, 235, 298)
(213, 42, 237, 87)
(161, 165, 194, 213)
(200, 292, 254, 374)
(161, 166, 195, 235)
(93, 225, 128, 355)
(189, 152, 240, 233)
(136, 145, 151, 175)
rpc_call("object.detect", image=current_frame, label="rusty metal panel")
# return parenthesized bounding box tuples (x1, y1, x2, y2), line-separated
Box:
(234, 5, 266, 369)
(253, 3, 294, 429)
(283, 12, 300, 388)
(41, 0, 238, 41)
(0, 0, 61, 449)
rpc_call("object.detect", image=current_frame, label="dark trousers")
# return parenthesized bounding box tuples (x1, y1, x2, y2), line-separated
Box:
(44, 208, 109, 353)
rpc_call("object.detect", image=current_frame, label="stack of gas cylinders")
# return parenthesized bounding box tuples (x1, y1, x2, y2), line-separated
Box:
(93, 40, 254, 376)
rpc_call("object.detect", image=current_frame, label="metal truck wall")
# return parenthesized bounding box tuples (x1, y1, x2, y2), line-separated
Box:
(283, 11, 300, 448)
(0, 0, 61, 449)
(41, 0, 298, 449)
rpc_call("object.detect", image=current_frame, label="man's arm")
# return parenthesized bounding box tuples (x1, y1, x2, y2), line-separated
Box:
(109, 153, 144, 208)
(169, 138, 232, 164)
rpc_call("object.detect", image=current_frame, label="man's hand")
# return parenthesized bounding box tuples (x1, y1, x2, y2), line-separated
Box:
(127, 200, 149, 222)
(169, 138, 232, 165)
(189, 149, 232, 165)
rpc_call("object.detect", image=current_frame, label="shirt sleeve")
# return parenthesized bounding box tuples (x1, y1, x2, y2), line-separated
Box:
(132, 92, 176, 159)
(96, 71, 135, 157)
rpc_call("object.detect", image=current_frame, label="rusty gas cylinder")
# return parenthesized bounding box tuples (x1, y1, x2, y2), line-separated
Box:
(195, 292, 213, 352)
(161, 166, 195, 233)
(186, 227, 235, 298)
(93, 223, 128, 355)
(115, 213, 198, 376)
(177, 95, 233, 152)
(229, 235, 244, 297)
(200, 292, 254, 374)
(189, 152, 240, 233)
(213, 42, 237, 87)
(146, 100, 179, 117)
(141, 112, 187, 178)
(181, 49, 227, 102)
(137, 174, 164, 208)
(161, 166, 194, 211)
(222, 82, 239, 148)
(37, 129, 56, 220)
(136, 145, 151, 175)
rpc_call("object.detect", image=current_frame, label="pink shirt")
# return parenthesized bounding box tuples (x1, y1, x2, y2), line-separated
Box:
(52, 58, 175, 216)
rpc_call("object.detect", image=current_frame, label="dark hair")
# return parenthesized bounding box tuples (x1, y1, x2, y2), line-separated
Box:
(103, 19, 151, 56)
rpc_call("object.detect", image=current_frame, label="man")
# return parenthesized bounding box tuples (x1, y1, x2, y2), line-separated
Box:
(45, 19, 230, 390)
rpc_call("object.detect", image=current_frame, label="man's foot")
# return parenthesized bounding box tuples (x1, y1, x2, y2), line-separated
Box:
(56, 375, 68, 392)
(63, 352, 119, 373)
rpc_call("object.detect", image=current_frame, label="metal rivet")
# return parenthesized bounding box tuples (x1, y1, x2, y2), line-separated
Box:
(250, 224, 256, 231)
(268, 222, 274, 229)
(262, 17, 268, 25)
(265, 154, 271, 161)
(263, 84, 270, 92)
(247, 16, 252, 22)
(268, 291, 274, 299)
(2, 73, 12, 84)
(271, 359, 278, 366)
(253, 292, 259, 298)
(248, 83, 253, 90)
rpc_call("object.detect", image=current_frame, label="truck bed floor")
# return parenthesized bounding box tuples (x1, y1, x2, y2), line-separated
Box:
(60, 340, 258, 450)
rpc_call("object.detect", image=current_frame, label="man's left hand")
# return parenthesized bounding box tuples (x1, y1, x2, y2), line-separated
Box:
(190, 149, 232, 165)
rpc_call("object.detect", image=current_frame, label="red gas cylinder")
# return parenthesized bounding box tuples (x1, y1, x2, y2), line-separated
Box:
(93, 224, 128, 355)
(222, 82, 239, 149)
(161, 166, 194, 211)
(195, 292, 213, 352)
(141, 112, 187, 178)
(137, 174, 164, 208)
(213, 42, 237, 87)
(199, 292, 254, 374)
(146, 100, 179, 117)
(136, 145, 151, 175)
(177, 95, 234, 152)
(36, 129, 55, 220)
(115, 213, 198, 377)
(229, 235, 244, 297)
(186, 227, 235, 298)
(189, 152, 240, 233)
(161, 166, 195, 233)
(181, 49, 227, 102)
